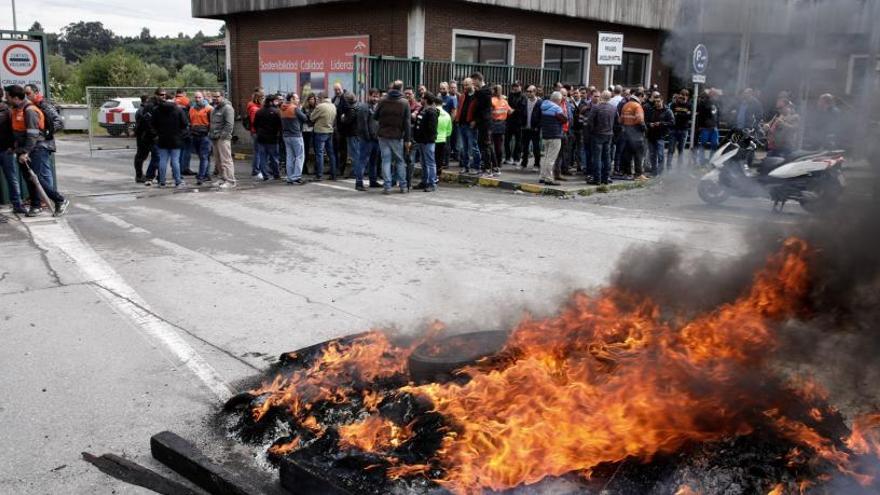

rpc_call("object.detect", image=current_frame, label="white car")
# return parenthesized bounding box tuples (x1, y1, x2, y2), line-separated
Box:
(97, 97, 140, 137)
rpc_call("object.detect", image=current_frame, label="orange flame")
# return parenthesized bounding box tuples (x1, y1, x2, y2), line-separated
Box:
(338, 415, 414, 453)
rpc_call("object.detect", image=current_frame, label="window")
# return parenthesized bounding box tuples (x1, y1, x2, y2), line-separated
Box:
(613, 50, 650, 87)
(454, 35, 510, 65)
(544, 43, 588, 85)
(847, 55, 880, 95)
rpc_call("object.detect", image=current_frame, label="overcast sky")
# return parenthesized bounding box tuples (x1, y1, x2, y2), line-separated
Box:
(5, 0, 224, 37)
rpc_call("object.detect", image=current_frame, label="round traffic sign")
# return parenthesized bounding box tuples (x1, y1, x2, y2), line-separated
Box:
(3, 43, 38, 77)
(693, 44, 709, 75)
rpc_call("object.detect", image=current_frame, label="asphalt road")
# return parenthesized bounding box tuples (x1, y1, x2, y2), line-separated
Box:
(0, 137, 858, 494)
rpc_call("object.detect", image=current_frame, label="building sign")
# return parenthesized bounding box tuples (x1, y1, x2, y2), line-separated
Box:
(0, 40, 45, 93)
(258, 35, 369, 96)
(597, 32, 624, 66)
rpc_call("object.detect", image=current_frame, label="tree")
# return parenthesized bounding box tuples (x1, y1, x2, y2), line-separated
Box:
(140, 27, 152, 42)
(173, 64, 218, 88)
(29, 21, 44, 32)
(58, 21, 116, 62)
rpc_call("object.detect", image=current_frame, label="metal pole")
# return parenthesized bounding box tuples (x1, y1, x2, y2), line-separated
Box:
(12, 0, 17, 31)
(689, 83, 699, 154)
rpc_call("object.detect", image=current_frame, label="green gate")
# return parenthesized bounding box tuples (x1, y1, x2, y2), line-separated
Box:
(353, 55, 560, 98)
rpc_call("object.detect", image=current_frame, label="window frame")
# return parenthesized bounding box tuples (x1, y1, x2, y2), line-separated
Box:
(846, 54, 880, 95)
(541, 39, 591, 86)
(451, 29, 516, 66)
(610, 47, 653, 88)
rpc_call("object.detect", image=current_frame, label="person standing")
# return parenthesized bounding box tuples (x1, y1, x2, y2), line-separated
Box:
(310, 93, 338, 181)
(489, 85, 511, 177)
(618, 90, 648, 181)
(765, 103, 801, 159)
(469, 72, 495, 177)
(350, 88, 381, 191)
(150, 91, 188, 188)
(518, 85, 542, 171)
(504, 82, 524, 166)
(373, 80, 411, 194)
(644, 92, 674, 176)
(6, 84, 69, 216)
(0, 86, 26, 214)
(446, 81, 460, 161)
(456, 77, 481, 174)
(209, 91, 236, 189)
(413, 92, 439, 192)
(538, 92, 567, 186)
(246, 91, 264, 179)
(340, 92, 360, 182)
(253, 94, 283, 181)
(695, 89, 721, 166)
(133, 94, 158, 184)
(301, 93, 318, 176)
(331, 83, 350, 174)
(280, 93, 308, 185)
(668, 92, 692, 169)
(588, 90, 617, 185)
(188, 91, 214, 185)
(173, 90, 196, 176)
(435, 94, 453, 177)
(23, 84, 62, 189)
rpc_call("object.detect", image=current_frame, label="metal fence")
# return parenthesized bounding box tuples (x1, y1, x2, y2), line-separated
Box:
(85, 86, 221, 154)
(353, 55, 560, 98)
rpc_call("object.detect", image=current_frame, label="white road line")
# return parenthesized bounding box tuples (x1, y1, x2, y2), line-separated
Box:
(312, 182, 357, 192)
(23, 219, 233, 402)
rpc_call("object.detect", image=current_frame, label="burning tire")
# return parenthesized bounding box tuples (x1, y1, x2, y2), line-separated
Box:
(407, 330, 509, 383)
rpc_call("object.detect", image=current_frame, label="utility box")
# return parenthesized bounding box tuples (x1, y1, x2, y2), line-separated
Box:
(59, 104, 89, 132)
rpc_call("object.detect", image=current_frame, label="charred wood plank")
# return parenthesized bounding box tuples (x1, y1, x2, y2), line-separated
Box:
(150, 431, 261, 495)
(82, 452, 201, 495)
(279, 457, 355, 495)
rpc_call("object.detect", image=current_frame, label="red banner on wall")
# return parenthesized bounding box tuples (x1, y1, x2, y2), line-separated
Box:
(258, 35, 369, 96)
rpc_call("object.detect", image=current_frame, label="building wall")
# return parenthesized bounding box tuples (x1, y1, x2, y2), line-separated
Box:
(226, 1, 408, 111)
(424, 2, 670, 93)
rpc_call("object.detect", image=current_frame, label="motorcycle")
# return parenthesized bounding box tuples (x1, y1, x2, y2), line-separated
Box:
(697, 131, 846, 213)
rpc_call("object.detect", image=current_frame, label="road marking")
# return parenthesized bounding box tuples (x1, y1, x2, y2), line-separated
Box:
(312, 182, 357, 192)
(23, 218, 233, 402)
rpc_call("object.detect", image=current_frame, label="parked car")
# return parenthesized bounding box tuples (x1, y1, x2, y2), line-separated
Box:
(97, 97, 139, 137)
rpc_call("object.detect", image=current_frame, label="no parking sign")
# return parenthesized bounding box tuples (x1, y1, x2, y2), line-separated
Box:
(1, 39, 44, 93)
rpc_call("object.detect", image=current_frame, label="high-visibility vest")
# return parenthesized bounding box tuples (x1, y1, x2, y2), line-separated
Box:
(189, 106, 212, 128)
(491, 97, 510, 121)
(11, 103, 45, 133)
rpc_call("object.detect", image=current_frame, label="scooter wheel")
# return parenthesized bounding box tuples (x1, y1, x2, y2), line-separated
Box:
(698, 179, 730, 205)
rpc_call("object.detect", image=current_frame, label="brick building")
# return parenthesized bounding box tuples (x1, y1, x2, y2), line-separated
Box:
(191, 0, 678, 112)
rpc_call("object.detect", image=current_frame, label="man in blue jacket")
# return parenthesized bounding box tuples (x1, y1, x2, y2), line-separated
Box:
(539, 92, 568, 186)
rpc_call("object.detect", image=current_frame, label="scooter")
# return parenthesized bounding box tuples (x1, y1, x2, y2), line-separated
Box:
(697, 132, 846, 213)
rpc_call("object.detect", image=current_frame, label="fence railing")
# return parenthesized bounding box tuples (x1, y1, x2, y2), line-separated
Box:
(353, 55, 560, 98)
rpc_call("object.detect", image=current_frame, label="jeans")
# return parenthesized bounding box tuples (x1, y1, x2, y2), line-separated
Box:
(0, 150, 23, 209)
(668, 129, 688, 167)
(459, 125, 480, 171)
(250, 137, 262, 176)
(450, 123, 460, 158)
(504, 125, 522, 162)
(145, 144, 160, 180)
(283, 136, 305, 182)
(24, 148, 65, 208)
(257, 142, 280, 179)
(620, 127, 645, 177)
(477, 124, 494, 172)
(436, 142, 448, 171)
(134, 139, 153, 179)
(648, 138, 667, 175)
(180, 136, 193, 172)
(591, 134, 613, 183)
(191, 135, 213, 181)
(417, 143, 437, 188)
(581, 135, 592, 175)
(157, 147, 182, 186)
(302, 132, 314, 175)
(314, 132, 337, 179)
(520, 128, 541, 168)
(697, 127, 719, 165)
(379, 138, 406, 190)
(356, 138, 379, 187)
(348, 136, 361, 181)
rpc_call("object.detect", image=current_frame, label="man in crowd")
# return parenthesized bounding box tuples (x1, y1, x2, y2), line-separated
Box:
(588, 90, 617, 185)
(351, 88, 381, 191)
(807, 93, 842, 150)
(539, 91, 567, 186)
(518, 84, 542, 171)
(504, 82, 524, 166)
(413, 92, 439, 192)
(645, 91, 674, 176)
(732, 88, 764, 131)
(6, 84, 69, 216)
(174, 89, 196, 176)
(439, 81, 458, 166)
(374, 80, 411, 194)
(332, 83, 351, 176)
(469, 72, 494, 177)
(188, 91, 214, 185)
(311, 92, 338, 181)
(150, 87, 188, 188)
(554, 87, 573, 180)
(280, 93, 308, 186)
(446, 80, 460, 161)
(696, 88, 721, 166)
(209, 91, 236, 189)
(618, 90, 648, 181)
(668, 91, 692, 169)
(0, 86, 26, 214)
(246, 90, 264, 179)
(253, 94, 282, 181)
(456, 77, 480, 174)
(133, 94, 159, 184)
(23, 84, 62, 189)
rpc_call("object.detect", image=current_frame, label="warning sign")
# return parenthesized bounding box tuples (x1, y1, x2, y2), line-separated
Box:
(1, 40, 44, 93)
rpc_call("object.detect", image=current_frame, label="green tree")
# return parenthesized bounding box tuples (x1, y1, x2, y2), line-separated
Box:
(58, 21, 116, 62)
(173, 64, 218, 88)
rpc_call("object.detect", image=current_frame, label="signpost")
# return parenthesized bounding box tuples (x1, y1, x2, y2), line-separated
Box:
(689, 44, 709, 154)
(597, 32, 623, 87)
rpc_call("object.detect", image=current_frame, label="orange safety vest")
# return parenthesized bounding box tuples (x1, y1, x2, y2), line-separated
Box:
(619, 100, 645, 127)
(11, 103, 45, 133)
(491, 96, 510, 121)
(189, 105, 212, 128)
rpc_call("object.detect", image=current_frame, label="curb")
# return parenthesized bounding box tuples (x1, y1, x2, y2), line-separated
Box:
(438, 170, 653, 198)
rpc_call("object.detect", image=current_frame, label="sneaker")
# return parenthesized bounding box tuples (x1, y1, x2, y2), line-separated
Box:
(135, 176, 145, 184)
(369, 182, 382, 188)
(53, 199, 70, 217)
(196, 180, 203, 186)
(175, 182, 186, 189)
(635, 174, 649, 181)
(212, 180, 225, 187)
(253, 173, 264, 181)
(544, 180, 560, 186)
(382, 188, 391, 195)
(12, 207, 28, 215)
(144, 180, 153, 187)
(218, 182, 235, 189)
(424, 186, 436, 192)
(25, 207, 42, 217)
(355, 185, 367, 192)
(181, 170, 196, 176)
(158, 183, 167, 188)
(399, 187, 408, 194)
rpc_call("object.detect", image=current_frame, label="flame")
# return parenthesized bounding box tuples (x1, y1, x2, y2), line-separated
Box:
(675, 485, 702, 495)
(338, 415, 414, 452)
(268, 437, 300, 456)
(767, 483, 785, 495)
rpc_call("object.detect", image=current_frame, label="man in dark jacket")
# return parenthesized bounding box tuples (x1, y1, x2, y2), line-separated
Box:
(332, 83, 350, 174)
(504, 82, 524, 165)
(133, 94, 160, 183)
(253, 94, 283, 181)
(696, 89, 721, 165)
(374, 80, 412, 194)
(413, 92, 439, 191)
(0, 86, 26, 214)
(588, 90, 617, 185)
(668, 92, 691, 169)
(280, 93, 308, 185)
(350, 89, 381, 190)
(644, 92, 675, 175)
(456, 78, 480, 174)
(517, 85, 542, 171)
(470, 72, 495, 176)
(150, 94, 188, 188)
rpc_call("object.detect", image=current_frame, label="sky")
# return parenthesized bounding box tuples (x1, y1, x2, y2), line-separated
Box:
(5, 0, 224, 37)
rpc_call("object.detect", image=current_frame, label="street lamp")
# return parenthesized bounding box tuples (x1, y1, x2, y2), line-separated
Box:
(11, 0, 17, 31)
